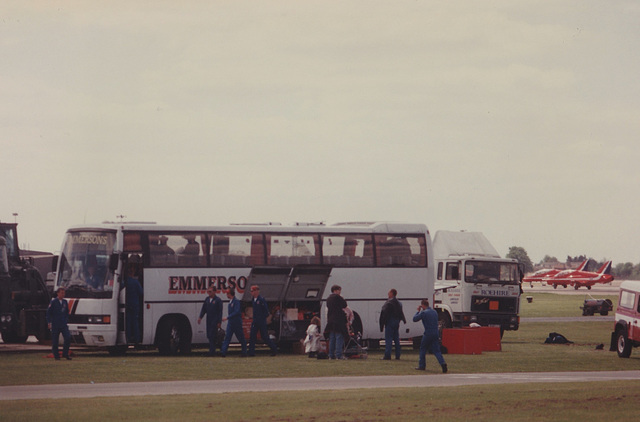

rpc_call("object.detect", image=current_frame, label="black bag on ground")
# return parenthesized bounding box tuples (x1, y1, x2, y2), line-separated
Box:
(544, 332, 573, 344)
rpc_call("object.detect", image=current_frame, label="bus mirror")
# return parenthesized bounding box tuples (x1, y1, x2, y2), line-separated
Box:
(51, 255, 59, 272)
(109, 253, 119, 272)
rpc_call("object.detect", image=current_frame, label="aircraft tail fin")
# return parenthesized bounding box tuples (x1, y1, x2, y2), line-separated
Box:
(597, 261, 612, 275)
(576, 260, 589, 271)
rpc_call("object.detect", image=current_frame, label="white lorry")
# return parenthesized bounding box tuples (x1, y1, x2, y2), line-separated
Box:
(433, 231, 522, 336)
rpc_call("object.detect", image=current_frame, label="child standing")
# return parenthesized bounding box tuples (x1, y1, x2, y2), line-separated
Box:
(304, 316, 322, 358)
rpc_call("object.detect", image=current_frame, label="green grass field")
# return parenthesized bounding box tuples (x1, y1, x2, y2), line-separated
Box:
(519, 292, 618, 318)
(2, 292, 639, 421)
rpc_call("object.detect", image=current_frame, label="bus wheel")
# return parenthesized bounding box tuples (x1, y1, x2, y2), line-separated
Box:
(0, 330, 28, 344)
(107, 345, 128, 356)
(157, 316, 191, 356)
(351, 312, 363, 340)
(616, 329, 632, 358)
(365, 339, 380, 350)
(412, 336, 422, 350)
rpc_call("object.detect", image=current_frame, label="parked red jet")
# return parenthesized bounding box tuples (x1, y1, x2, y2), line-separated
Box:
(543, 261, 614, 290)
(523, 260, 588, 286)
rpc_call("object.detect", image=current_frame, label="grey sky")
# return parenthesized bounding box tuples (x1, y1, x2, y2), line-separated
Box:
(2, 1, 639, 264)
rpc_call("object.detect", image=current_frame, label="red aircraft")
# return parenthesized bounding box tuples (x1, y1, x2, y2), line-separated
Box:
(523, 260, 588, 286)
(543, 260, 614, 290)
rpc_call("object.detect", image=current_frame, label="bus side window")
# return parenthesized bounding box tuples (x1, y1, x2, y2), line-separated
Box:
(437, 262, 443, 280)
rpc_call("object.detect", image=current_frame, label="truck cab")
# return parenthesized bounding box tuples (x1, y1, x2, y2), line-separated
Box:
(433, 231, 521, 335)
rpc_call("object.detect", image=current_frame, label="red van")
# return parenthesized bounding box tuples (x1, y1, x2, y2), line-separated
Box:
(611, 280, 640, 358)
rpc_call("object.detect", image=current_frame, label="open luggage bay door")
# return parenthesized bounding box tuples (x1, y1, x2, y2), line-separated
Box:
(243, 266, 332, 342)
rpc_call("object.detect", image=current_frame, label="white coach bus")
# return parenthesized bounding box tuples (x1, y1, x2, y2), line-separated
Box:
(52, 221, 434, 355)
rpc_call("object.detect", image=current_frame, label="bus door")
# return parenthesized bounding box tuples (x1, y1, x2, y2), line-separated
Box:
(117, 253, 144, 346)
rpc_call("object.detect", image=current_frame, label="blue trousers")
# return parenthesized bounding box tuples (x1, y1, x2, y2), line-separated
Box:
(329, 331, 344, 359)
(249, 321, 276, 355)
(418, 332, 446, 369)
(52, 325, 71, 358)
(221, 320, 247, 356)
(126, 308, 140, 343)
(384, 319, 401, 359)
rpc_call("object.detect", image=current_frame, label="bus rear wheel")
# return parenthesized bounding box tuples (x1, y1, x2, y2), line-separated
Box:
(157, 316, 191, 356)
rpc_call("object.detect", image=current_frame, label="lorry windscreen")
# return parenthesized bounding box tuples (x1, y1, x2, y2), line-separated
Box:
(56, 231, 116, 299)
(465, 261, 519, 285)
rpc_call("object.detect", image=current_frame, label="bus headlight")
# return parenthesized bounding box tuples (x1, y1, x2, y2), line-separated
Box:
(85, 315, 111, 324)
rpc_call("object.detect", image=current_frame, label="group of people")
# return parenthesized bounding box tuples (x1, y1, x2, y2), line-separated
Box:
(379, 287, 447, 372)
(323, 284, 447, 372)
(46, 279, 447, 373)
(197, 284, 277, 357)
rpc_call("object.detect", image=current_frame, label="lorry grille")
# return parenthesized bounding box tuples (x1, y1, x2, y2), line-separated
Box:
(471, 296, 518, 313)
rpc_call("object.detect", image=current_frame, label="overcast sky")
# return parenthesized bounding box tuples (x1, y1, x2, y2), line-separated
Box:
(2, 1, 639, 265)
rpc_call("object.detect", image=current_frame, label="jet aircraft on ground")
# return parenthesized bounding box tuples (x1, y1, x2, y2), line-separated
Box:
(543, 260, 614, 290)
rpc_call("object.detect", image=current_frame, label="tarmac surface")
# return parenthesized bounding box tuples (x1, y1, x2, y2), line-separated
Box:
(2, 371, 640, 401)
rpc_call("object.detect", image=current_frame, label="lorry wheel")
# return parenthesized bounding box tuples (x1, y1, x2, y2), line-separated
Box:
(616, 329, 632, 358)
(437, 312, 452, 336)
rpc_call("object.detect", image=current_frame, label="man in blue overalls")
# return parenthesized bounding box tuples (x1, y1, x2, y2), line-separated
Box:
(248, 285, 277, 356)
(198, 286, 223, 356)
(46, 287, 72, 360)
(413, 298, 448, 373)
(220, 287, 247, 357)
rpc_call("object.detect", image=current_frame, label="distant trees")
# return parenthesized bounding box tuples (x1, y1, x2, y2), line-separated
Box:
(506, 246, 534, 273)
(613, 262, 640, 280)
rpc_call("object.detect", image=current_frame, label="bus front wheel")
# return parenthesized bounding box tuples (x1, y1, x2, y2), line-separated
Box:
(157, 316, 192, 356)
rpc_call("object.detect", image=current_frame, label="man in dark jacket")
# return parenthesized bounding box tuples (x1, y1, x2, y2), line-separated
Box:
(326, 284, 348, 359)
(198, 286, 223, 356)
(46, 287, 72, 360)
(379, 288, 406, 360)
(248, 285, 277, 356)
(220, 287, 247, 357)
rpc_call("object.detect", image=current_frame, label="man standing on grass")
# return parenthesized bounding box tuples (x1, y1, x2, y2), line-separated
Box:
(379, 288, 406, 360)
(413, 298, 447, 373)
(326, 284, 348, 360)
(46, 287, 72, 361)
(198, 286, 223, 356)
(248, 285, 277, 356)
(220, 287, 247, 357)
